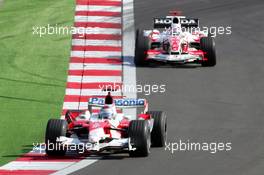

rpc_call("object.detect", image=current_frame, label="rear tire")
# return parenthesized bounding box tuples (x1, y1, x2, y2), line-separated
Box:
(129, 120, 151, 157)
(147, 111, 167, 147)
(200, 37, 216, 67)
(135, 29, 149, 66)
(45, 119, 67, 156)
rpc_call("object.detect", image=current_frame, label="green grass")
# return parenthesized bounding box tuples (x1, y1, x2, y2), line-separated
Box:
(0, 0, 74, 165)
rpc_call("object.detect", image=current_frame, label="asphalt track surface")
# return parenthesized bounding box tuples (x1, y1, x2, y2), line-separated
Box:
(73, 0, 264, 174)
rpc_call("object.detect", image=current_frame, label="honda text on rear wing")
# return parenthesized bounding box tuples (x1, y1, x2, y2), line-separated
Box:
(154, 17, 199, 28)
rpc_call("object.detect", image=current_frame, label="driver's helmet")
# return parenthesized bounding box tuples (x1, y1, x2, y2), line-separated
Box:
(171, 23, 181, 36)
(150, 29, 160, 41)
(99, 105, 116, 119)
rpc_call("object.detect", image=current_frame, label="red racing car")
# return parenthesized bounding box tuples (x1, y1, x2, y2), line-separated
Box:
(45, 93, 167, 157)
(135, 11, 216, 67)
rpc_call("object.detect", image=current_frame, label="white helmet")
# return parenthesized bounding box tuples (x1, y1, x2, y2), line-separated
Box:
(149, 29, 160, 41)
(99, 105, 117, 119)
(171, 23, 181, 36)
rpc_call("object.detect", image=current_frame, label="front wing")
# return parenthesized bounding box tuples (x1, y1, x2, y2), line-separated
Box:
(146, 51, 205, 64)
(56, 136, 135, 153)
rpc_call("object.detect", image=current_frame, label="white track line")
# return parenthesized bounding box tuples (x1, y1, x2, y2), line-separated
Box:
(72, 39, 85, 45)
(71, 51, 84, 57)
(75, 16, 87, 23)
(67, 76, 121, 83)
(71, 51, 121, 58)
(69, 63, 122, 70)
(66, 89, 122, 96)
(84, 51, 121, 58)
(75, 16, 122, 23)
(50, 159, 99, 175)
(122, 0, 137, 118)
(0, 161, 76, 171)
(76, 5, 121, 12)
(72, 39, 121, 46)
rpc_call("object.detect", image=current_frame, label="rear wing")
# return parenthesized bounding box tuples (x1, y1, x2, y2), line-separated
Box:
(88, 97, 149, 113)
(181, 18, 199, 28)
(154, 17, 199, 28)
(154, 18, 172, 28)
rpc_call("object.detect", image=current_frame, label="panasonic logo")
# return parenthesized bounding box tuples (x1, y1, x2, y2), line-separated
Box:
(89, 98, 145, 106)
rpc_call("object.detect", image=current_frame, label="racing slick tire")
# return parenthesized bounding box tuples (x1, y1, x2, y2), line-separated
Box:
(200, 37, 216, 67)
(45, 119, 67, 156)
(129, 120, 151, 157)
(135, 29, 149, 66)
(147, 111, 167, 147)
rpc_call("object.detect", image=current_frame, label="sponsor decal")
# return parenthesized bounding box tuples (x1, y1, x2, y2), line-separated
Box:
(89, 97, 145, 106)
(154, 18, 198, 25)
(180, 18, 198, 25)
(154, 18, 172, 24)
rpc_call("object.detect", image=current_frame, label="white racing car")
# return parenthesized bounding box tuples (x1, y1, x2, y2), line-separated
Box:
(45, 93, 167, 157)
(135, 11, 216, 67)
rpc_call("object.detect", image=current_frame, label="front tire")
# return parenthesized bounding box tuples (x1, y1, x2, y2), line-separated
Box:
(129, 120, 151, 157)
(200, 37, 216, 67)
(147, 111, 167, 147)
(135, 29, 149, 66)
(45, 119, 67, 156)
